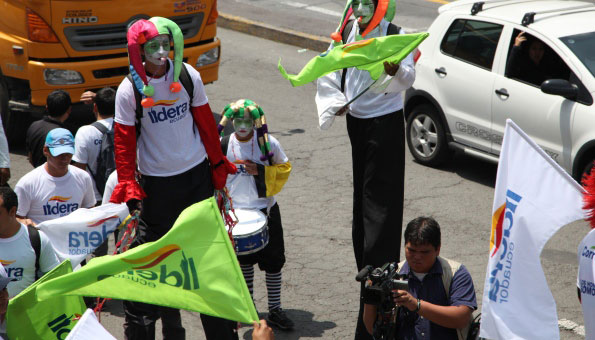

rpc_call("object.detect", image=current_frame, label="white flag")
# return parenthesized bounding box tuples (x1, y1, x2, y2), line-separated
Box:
(37, 203, 129, 268)
(480, 119, 585, 339)
(65, 308, 117, 340)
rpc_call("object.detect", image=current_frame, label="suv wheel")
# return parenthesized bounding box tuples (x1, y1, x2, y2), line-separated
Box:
(406, 104, 451, 166)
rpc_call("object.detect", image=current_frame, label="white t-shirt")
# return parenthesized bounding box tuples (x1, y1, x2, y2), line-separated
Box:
(0, 224, 60, 332)
(225, 133, 288, 209)
(115, 60, 208, 176)
(73, 118, 114, 201)
(101, 170, 118, 205)
(578, 228, 595, 340)
(15, 165, 96, 224)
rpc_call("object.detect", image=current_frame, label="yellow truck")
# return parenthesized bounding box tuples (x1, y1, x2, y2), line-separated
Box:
(0, 0, 220, 143)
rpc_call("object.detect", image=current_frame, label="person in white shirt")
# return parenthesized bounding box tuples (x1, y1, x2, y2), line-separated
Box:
(315, 1, 415, 339)
(73, 87, 116, 204)
(15, 128, 96, 226)
(0, 186, 60, 337)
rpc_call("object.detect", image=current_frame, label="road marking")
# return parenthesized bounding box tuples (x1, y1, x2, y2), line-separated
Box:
(559, 319, 585, 337)
(283, 1, 343, 17)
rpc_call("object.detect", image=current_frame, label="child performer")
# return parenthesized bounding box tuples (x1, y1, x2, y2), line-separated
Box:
(219, 99, 294, 330)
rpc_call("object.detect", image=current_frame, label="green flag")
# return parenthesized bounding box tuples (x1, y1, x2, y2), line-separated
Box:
(279, 32, 428, 87)
(7, 259, 86, 340)
(36, 198, 258, 323)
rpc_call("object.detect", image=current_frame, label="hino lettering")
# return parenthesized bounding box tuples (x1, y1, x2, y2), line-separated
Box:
(63, 16, 98, 24)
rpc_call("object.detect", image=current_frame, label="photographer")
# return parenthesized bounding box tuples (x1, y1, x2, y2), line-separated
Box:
(363, 217, 477, 339)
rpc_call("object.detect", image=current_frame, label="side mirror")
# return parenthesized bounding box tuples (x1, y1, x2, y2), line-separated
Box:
(541, 79, 579, 100)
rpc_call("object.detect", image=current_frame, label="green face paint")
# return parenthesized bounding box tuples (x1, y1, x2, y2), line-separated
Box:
(352, 0, 374, 24)
(144, 34, 170, 66)
(233, 114, 254, 138)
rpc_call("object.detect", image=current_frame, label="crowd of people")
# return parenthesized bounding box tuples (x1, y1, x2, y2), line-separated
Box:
(0, 1, 591, 340)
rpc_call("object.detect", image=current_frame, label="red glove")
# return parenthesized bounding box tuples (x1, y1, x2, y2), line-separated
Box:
(110, 122, 146, 203)
(191, 103, 236, 190)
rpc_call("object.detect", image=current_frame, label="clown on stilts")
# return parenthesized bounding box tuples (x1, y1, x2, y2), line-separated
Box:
(109, 17, 237, 340)
(314, 0, 416, 339)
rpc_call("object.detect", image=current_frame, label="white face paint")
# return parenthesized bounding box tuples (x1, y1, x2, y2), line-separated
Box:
(352, 0, 375, 24)
(233, 114, 254, 139)
(144, 34, 170, 66)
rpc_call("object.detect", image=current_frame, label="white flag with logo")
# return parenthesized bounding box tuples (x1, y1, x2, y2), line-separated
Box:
(38, 203, 129, 268)
(480, 119, 585, 339)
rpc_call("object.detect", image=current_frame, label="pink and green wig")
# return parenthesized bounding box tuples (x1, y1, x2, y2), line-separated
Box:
(127, 17, 184, 108)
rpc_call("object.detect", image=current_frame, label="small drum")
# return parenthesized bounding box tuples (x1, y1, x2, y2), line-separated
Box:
(230, 209, 269, 255)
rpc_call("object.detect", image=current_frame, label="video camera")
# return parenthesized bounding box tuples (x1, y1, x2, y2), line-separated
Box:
(356, 262, 408, 339)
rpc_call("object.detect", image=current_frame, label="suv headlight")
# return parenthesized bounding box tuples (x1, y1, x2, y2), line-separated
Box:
(43, 69, 84, 85)
(196, 47, 219, 68)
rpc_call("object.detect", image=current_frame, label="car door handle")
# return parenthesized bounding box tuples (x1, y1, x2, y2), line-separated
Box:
(495, 88, 509, 98)
(434, 67, 447, 76)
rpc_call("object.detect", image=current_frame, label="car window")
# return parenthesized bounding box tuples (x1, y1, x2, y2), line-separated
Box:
(561, 31, 595, 78)
(505, 30, 571, 86)
(440, 19, 503, 70)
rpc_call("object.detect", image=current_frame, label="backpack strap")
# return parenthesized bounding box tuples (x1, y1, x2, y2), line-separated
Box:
(438, 256, 461, 299)
(126, 73, 144, 138)
(387, 23, 401, 35)
(27, 225, 41, 280)
(220, 135, 231, 155)
(179, 63, 194, 105)
(91, 121, 108, 135)
(340, 20, 355, 93)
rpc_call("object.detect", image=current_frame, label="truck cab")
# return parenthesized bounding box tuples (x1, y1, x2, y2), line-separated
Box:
(0, 0, 220, 143)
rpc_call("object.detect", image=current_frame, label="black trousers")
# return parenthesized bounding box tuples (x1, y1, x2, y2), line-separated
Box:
(346, 111, 405, 340)
(237, 203, 286, 273)
(123, 160, 238, 340)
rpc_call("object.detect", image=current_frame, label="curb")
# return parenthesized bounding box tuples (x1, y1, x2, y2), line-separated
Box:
(218, 12, 329, 53)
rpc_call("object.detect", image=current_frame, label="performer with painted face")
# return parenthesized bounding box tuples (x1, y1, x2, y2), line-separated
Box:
(111, 17, 237, 340)
(219, 100, 293, 330)
(316, 1, 415, 339)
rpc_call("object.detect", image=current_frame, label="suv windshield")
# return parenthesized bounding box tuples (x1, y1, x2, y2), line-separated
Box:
(561, 32, 595, 77)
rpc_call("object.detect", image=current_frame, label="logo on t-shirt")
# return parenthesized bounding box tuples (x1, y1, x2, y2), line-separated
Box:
(147, 99, 188, 125)
(1, 259, 23, 281)
(43, 196, 79, 217)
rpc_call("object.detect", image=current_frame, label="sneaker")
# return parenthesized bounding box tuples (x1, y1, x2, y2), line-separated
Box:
(267, 308, 294, 330)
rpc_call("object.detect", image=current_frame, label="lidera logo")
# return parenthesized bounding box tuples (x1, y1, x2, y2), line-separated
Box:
(147, 101, 188, 124)
(488, 189, 522, 304)
(98, 245, 200, 290)
(43, 196, 78, 216)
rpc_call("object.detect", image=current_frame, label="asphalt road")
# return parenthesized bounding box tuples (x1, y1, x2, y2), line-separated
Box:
(6, 24, 587, 339)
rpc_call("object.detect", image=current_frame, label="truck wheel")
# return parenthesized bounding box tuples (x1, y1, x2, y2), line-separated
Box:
(406, 104, 451, 166)
(0, 79, 26, 145)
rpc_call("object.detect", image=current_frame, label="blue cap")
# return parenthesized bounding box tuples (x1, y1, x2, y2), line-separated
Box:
(45, 128, 75, 156)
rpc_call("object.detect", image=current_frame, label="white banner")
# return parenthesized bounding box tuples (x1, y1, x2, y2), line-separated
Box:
(37, 203, 129, 268)
(65, 308, 117, 340)
(480, 119, 585, 339)
(578, 229, 595, 340)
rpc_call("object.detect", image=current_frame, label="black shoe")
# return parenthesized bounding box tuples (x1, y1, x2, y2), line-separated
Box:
(267, 308, 294, 330)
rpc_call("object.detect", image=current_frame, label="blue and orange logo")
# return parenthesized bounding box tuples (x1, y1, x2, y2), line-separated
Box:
(152, 99, 179, 106)
(0, 259, 15, 266)
(49, 195, 71, 202)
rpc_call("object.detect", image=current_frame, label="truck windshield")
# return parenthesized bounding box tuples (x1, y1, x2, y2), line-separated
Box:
(561, 31, 595, 77)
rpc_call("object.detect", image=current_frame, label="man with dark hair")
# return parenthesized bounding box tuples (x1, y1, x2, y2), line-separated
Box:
(26, 90, 72, 167)
(16, 128, 95, 226)
(0, 186, 60, 338)
(73, 87, 116, 204)
(363, 217, 477, 339)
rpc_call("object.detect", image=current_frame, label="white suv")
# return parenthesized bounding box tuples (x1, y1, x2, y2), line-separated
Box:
(405, 0, 595, 181)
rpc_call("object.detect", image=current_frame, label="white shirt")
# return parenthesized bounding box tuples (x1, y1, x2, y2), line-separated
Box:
(73, 117, 114, 201)
(15, 165, 96, 224)
(315, 20, 416, 128)
(578, 228, 595, 340)
(225, 133, 288, 210)
(101, 170, 118, 205)
(115, 60, 208, 176)
(0, 224, 60, 333)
